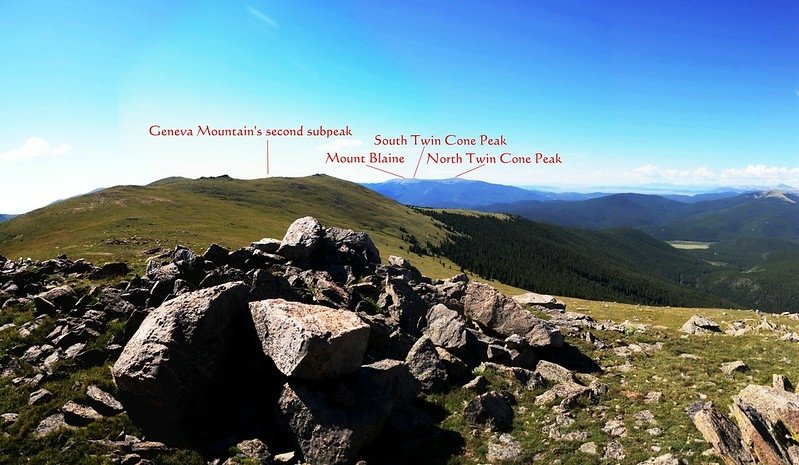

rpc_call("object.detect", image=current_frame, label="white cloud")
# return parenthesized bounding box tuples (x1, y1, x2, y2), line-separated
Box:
(0, 137, 71, 162)
(720, 164, 799, 184)
(247, 6, 279, 28)
(316, 138, 364, 152)
(627, 164, 715, 181)
(614, 163, 799, 188)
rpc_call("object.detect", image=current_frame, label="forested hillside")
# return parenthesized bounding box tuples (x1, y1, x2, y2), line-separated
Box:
(424, 211, 735, 308)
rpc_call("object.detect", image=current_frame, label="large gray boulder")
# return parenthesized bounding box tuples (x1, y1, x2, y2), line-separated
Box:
(405, 335, 449, 392)
(463, 390, 515, 432)
(112, 282, 250, 439)
(36, 285, 78, 311)
(277, 362, 410, 465)
(680, 315, 721, 335)
(249, 299, 370, 379)
(535, 360, 576, 384)
(692, 402, 755, 465)
(385, 278, 428, 335)
(356, 359, 420, 406)
(146, 260, 180, 283)
(277, 216, 324, 261)
(324, 227, 381, 267)
(462, 282, 562, 347)
(688, 385, 799, 464)
(424, 304, 469, 351)
(513, 292, 566, 311)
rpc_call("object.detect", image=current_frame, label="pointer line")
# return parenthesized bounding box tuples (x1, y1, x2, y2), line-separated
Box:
(455, 164, 486, 178)
(366, 165, 405, 179)
(412, 145, 426, 178)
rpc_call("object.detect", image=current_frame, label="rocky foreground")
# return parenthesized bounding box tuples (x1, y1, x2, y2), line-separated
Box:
(1, 217, 799, 464)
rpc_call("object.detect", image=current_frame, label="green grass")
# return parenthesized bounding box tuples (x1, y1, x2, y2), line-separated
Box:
(3, 175, 799, 463)
(0, 175, 464, 280)
(3, 256, 797, 464)
(425, 297, 799, 464)
(0, 285, 207, 465)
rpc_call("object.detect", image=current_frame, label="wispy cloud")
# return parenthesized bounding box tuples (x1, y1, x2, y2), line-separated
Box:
(317, 138, 364, 152)
(0, 137, 70, 162)
(623, 163, 799, 187)
(629, 164, 714, 181)
(247, 6, 279, 29)
(721, 164, 799, 184)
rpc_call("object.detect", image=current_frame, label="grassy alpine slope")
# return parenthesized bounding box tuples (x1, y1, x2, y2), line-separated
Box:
(4, 174, 789, 311)
(0, 174, 458, 280)
(434, 298, 799, 465)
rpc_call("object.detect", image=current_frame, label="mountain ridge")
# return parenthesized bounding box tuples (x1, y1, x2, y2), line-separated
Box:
(2, 174, 795, 312)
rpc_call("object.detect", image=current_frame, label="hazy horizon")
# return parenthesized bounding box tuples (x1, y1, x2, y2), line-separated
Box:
(3, 173, 797, 215)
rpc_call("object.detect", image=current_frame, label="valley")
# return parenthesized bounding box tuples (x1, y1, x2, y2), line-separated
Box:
(364, 178, 799, 314)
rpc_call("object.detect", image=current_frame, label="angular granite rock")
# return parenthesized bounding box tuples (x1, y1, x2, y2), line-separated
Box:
(250, 299, 370, 379)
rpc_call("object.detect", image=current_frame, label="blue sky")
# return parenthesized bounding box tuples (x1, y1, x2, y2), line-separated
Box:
(0, 0, 797, 212)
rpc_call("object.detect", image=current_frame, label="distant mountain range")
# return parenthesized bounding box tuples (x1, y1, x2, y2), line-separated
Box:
(362, 179, 799, 312)
(364, 178, 761, 208)
(362, 179, 799, 242)
(2, 175, 797, 312)
(0, 214, 15, 223)
(361, 179, 607, 208)
(481, 190, 799, 242)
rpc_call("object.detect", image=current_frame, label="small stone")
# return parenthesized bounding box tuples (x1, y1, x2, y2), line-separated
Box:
(463, 391, 515, 432)
(86, 385, 124, 415)
(602, 419, 627, 437)
(720, 360, 747, 375)
(29, 388, 53, 405)
(1, 413, 18, 424)
(130, 441, 170, 455)
(644, 391, 664, 404)
(62, 401, 103, 426)
(34, 413, 74, 437)
(273, 451, 296, 463)
(463, 376, 489, 392)
(486, 433, 523, 463)
(560, 430, 588, 441)
(120, 454, 142, 465)
(604, 439, 626, 460)
(634, 410, 657, 426)
(578, 442, 597, 455)
(636, 453, 684, 465)
(773, 374, 793, 391)
(233, 438, 271, 464)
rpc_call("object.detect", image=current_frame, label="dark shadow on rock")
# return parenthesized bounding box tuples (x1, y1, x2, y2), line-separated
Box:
(361, 399, 465, 465)
(537, 343, 602, 374)
(189, 308, 286, 455)
(120, 301, 286, 452)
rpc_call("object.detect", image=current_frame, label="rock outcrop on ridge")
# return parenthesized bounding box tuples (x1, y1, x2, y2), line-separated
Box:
(691, 381, 799, 465)
(0, 216, 594, 464)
